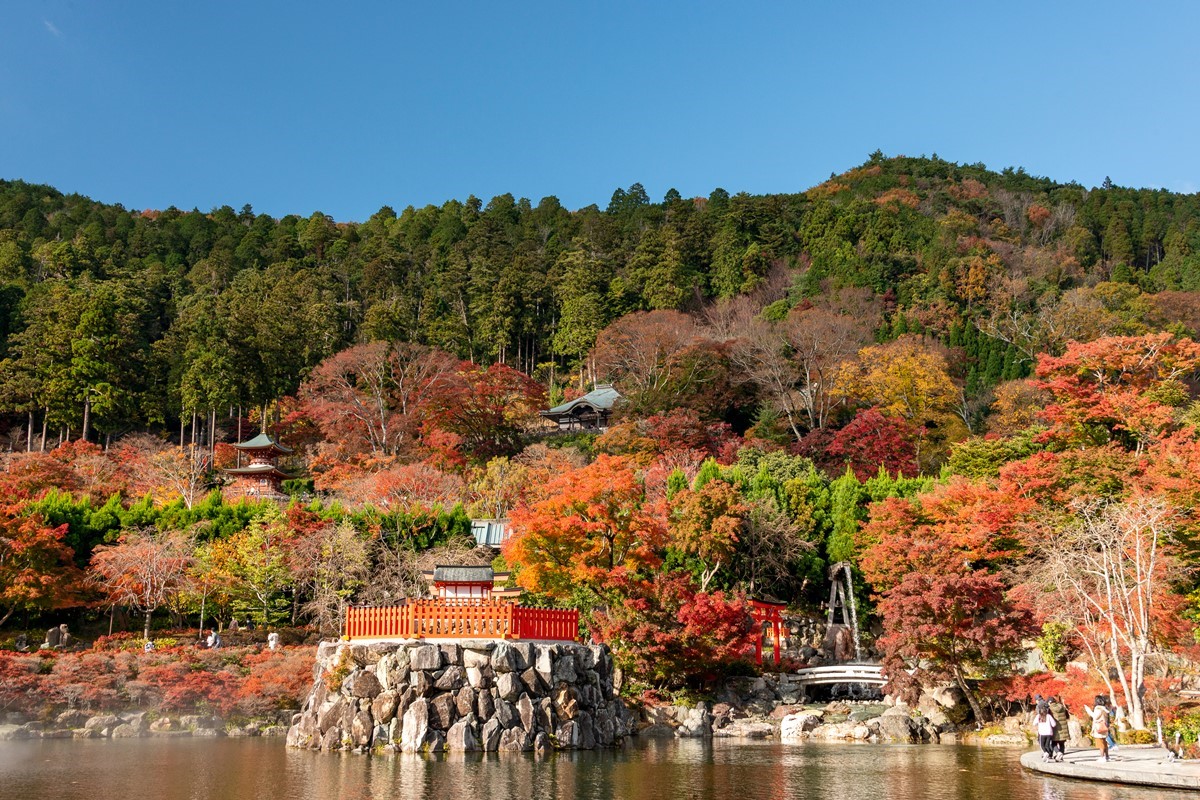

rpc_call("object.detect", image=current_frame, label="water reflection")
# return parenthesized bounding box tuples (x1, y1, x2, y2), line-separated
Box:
(0, 737, 1188, 800)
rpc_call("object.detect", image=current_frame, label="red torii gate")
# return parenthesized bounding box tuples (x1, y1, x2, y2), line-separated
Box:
(750, 599, 787, 668)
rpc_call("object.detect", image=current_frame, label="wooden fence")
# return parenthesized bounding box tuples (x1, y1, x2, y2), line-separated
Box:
(345, 600, 578, 642)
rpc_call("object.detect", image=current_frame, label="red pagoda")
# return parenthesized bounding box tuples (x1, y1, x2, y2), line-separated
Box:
(222, 432, 292, 500)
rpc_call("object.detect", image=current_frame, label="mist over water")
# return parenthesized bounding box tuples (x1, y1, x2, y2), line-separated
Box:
(0, 738, 1184, 800)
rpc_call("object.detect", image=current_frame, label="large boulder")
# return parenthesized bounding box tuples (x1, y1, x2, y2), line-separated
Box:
(552, 654, 577, 684)
(409, 645, 441, 671)
(466, 666, 491, 690)
(317, 696, 347, 734)
(455, 686, 476, 717)
(351, 709, 373, 748)
(780, 711, 823, 739)
(491, 642, 525, 673)
(517, 694, 535, 731)
(553, 683, 579, 720)
(476, 689, 495, 721)
(873, 714, 917, 743)
(675, 704, 711, 738)
(372, 691, 399, 725)
(446, 714, 479, 751)
(497, 671, 526, 702)
(480, 717, 504, 751)
(493, 699, 518, 729)
(399, 698, 430, 752)
(346, 670, 382, 699)
(499, 725, 534, 751)
(463, 648, 492, 670)
(714, 720, 775, 739)
(438, 643, 461, 666)
(428, 693, 457, 730)
(435, 666, 464, 692)
(535, 645, 554, 682)
(510, 643, 535, 669)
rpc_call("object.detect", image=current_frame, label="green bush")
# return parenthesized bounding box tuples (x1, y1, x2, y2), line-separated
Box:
(1165, 709, 1200, 745)
(1035, 622, 1071, 672)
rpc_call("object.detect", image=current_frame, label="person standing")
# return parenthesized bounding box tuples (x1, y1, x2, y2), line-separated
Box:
(1033, 702, 1058, 761)
(1048, 696, 1070, 761)
(1084, 696, 1111, 762)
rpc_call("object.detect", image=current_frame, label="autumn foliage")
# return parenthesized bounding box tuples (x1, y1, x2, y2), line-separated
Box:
(505, 455, 666, 598)
(591, 571, 757, 689)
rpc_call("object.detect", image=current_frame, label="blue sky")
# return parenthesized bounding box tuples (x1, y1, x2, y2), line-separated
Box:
(2, 1, 1198, 221)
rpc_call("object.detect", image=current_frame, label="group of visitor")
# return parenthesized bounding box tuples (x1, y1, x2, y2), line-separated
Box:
(1031, 695, 1071, 762)
(1031, 694, 1121, 763)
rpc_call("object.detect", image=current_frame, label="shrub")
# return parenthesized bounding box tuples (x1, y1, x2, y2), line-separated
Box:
(1118, 729, 1156, 745)
(0, 653, 41, 713)
(233, 649, 315, 716)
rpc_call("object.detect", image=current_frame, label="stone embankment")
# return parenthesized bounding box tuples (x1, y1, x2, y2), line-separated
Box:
(286, 639, 634, 753)
(633, 674, 1054, 747)
(0, 710, 292, 740)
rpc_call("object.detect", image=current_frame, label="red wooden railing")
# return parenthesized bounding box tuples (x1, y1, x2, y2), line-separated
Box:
(345, 600, 578, 642)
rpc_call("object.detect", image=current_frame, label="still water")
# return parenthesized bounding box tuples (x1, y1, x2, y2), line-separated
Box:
(0, 737, 1185, 800)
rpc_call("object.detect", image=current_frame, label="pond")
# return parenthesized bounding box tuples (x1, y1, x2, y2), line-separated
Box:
(0, 737, 1186, 800)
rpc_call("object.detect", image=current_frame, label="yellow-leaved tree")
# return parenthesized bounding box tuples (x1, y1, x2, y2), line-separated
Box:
(833, 335, 967, 470)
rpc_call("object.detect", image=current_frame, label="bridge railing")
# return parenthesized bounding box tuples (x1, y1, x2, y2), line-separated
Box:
(791, 664, 886, 685)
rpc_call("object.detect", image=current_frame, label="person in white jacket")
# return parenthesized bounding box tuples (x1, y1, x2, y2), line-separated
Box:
(1083, 697, 1111, 762)
(1032, 704, 1058, 761)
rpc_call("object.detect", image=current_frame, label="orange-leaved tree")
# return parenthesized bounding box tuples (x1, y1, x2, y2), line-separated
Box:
(504, 454, 667, 600)
(0, 505, 86, 626)
(1035, 333, 1200, 454)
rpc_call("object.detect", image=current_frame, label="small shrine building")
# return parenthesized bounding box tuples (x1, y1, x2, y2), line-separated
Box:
(420, 565, 523, 602)
(222, 432, 293, 501)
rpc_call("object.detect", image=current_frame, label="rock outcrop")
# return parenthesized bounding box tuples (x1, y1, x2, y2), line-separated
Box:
(287, 639, 633, 753)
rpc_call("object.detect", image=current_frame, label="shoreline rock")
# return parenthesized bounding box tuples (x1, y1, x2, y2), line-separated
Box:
(0, 709, 293, 741)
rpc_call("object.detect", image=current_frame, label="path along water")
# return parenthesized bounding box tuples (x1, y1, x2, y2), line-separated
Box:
(1, 737, 1193, 800)
(1021, 744, 1200, 790)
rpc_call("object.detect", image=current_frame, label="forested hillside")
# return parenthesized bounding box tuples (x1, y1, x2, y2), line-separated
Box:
(4, 154, 1200, 727)
(1, 152, 1198, 446)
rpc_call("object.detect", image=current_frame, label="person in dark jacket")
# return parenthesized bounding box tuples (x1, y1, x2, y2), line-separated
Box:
(1048, 696, 1071, 761)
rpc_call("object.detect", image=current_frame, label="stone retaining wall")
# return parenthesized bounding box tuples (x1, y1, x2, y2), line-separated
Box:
(286, 639, 634, 753)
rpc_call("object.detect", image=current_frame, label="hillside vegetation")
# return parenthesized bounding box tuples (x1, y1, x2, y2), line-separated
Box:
(2, 154, 1200, 729)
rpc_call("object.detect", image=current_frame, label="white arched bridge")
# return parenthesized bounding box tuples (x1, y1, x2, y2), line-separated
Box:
(791, 663, 887, 688)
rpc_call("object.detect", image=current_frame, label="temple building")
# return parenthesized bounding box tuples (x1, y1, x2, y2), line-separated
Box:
(222, 432, 293, 500)
(540, 384, 621, 432)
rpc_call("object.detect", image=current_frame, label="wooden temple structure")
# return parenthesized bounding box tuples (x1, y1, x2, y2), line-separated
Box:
(345, 565, 578, 642)
(221, 432, 293, 501)
(540, 384, 621, 432)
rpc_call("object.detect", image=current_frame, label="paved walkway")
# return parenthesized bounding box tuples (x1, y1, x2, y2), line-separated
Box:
(1020, 744, 1200, 790)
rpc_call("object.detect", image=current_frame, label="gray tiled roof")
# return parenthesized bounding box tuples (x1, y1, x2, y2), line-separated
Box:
(432, 565, 495, 583)
(544, 384, 621, 415)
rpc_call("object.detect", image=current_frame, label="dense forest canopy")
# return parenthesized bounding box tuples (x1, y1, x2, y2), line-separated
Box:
(1, 152, 1198, 444)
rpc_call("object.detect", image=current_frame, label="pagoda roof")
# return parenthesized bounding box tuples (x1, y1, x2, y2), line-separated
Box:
(222, 463, 292, 479)
(232, 433, 293, 453)
(542, 384, 621, 417)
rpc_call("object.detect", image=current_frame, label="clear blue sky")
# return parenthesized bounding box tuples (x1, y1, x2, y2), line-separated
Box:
(2, 1, 1198, 221)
